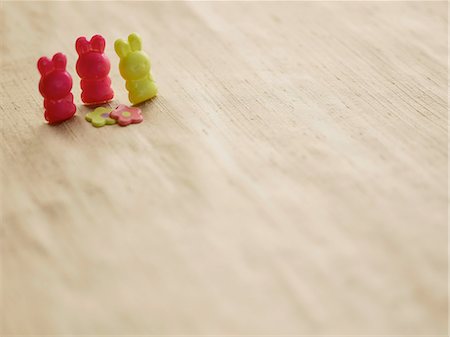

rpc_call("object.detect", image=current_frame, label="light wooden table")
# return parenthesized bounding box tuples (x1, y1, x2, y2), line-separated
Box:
(1, 1, 447, 335)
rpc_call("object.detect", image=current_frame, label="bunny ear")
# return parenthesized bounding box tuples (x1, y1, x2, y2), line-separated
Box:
(52, 53, 67, 70)
(37, 56, 53, 75)
(76, 36, 90, 55)
(90, 34, 105, 52)
(114, 39, 130, 58)
(128, 33, 141, 51)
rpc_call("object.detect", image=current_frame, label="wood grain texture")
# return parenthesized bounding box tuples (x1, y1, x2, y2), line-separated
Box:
(0, 1, 447, 335)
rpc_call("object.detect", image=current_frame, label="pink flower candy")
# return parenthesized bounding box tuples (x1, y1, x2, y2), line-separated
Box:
(109, 104, 143, 126)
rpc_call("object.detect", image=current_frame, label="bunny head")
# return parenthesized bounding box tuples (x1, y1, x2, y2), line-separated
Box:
(75, 35, 111, 79)
(115, 33, 151, 81)
(37, 53, 73, 100)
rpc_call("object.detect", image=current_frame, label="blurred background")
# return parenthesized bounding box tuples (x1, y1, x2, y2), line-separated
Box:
(1, 1, 447, 335)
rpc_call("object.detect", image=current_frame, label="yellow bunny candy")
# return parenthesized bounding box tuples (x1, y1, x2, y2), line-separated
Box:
(114, 33, 157, 105)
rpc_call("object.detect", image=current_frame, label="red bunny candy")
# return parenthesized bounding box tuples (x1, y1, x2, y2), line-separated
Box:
(75, 34, 114, 105)
(37, 53, 76, 124)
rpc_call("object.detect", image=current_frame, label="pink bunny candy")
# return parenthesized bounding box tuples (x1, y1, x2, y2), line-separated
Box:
(37, 53, 76, 124)
(75, 34, 114, 105)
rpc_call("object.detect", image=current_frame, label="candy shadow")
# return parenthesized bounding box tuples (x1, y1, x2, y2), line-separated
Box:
(131, 95, 159, 109)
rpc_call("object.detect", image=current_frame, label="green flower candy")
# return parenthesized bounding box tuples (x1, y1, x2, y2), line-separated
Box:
(85, 107, 116, 127)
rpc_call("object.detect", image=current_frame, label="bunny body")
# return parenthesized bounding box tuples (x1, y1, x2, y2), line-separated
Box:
(125, 72, 157, 105)
(76, 35, 114, 105)
(115, 33, 157, 105)
(37, 53, 76, 124)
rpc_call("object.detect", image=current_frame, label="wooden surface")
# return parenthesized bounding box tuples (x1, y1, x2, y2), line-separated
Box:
(1, 1, 447, 335)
